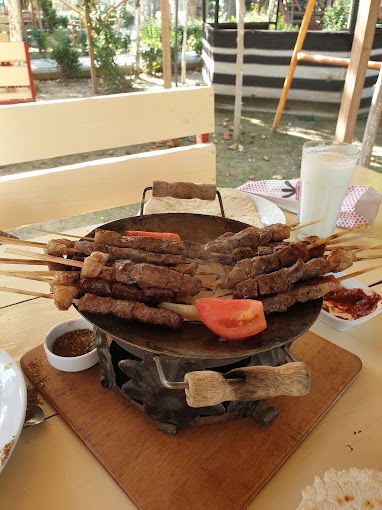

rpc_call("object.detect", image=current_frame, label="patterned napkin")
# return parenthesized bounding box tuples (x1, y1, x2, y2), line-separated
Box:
(237, 179, 382, 228)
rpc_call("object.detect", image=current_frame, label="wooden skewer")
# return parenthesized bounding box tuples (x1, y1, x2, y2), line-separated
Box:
(0, 236, 46, 248)
(337, 263, 382, 282)
(5, 247, 84, 268)
(0, 270, 55, 277)
(290, 217, 325, 231)
(0, 258, 49, 265)
(0, 236, 80, 255)
(307, 224, 367, 249)
(0, 286, 54, 299)
(325, 245, 359, 251)
(326, 234, 372, 245)
(325, 242, 378, 252)
(356, 244, 382, 251)
(0, 270, 52, 283)
(355, 254, 382, 261)
(32, 227, 94, 241)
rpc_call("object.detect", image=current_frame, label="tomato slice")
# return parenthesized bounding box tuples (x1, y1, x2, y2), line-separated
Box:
(195, 298, 267, 340)
(124, 230, 181, 242)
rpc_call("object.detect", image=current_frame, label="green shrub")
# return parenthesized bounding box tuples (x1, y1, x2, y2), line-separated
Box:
(140, 18, 203, 75)
(91, 15, 131, 92)
(50, 30, 80, 78)
(322, 0, 351, 30)
(274, 14, 298, 31)
(140, 19, 163, 74)
(25, 29, 49, 53)
(74, 29, 88, 54)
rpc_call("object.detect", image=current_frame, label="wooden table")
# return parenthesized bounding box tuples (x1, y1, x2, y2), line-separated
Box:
(0, 166, 381, 510)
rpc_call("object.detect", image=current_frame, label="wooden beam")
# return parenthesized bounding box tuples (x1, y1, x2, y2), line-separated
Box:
(359, 65, 382, 167)
(180, 0, 188, 85)
(7, 0, 23, 42)
(102, 0, 128, 21)
(160, 0, 172, 88)
(271, 0, 316, 132)
(298, 53, 381, 70)
(335, 0, 380, 143)
(134, 0, 141, 78)
(233, 0, 245, 141)
(56, 0, 80, 14)
(83, 5, 98, 94)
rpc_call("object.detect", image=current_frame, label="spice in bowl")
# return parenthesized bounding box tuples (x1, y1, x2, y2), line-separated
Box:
(52, 329, 96, 357)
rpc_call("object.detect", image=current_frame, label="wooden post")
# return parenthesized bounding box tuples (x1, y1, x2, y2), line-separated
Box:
(160, 0, 172, 88)
(271, 0, 316, 132)
(83, 4, 98, 94)
(180, 0, 188, 84)
(233, 0, 245, 141)
(8, 0, 23, 42)
(335, 0, 380, 143)
(359, 65, 382, 167)
(135, 0, 141, 79)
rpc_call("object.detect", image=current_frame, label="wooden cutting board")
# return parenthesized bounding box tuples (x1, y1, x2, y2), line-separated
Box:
(21, 332, 361, 510)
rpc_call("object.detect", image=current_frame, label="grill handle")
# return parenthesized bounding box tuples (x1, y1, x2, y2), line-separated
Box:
(140, 181, 225, 217)
(184, 362, 311, 408)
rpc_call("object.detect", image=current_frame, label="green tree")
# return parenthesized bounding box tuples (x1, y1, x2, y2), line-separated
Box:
(322, 0, 351, 30)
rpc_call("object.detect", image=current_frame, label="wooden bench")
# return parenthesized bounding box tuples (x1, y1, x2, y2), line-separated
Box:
(0, 86, 216, 230)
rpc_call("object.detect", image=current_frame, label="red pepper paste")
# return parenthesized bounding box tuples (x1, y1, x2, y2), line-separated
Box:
(323, 288, 381, 320)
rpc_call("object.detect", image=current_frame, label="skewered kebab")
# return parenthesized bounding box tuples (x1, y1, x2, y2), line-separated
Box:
(78, 253, 203, 296)
(53, 281, 177, 311)
(203, 223, 291, 254)
(234, 248, 356, 298)
(51, 273, 180, 310)
(231, 236, 325, 262)
(5, 248, 204, 297)
(46, 239, 189, 265)
(259, 276, 342, 314)
(222, 242, 311, 288)
(78, 293, 183, 328)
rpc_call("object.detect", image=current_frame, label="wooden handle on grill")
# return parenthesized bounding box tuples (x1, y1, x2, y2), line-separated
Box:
(152, 181, 217, 201)
(184, 362, 311, 408)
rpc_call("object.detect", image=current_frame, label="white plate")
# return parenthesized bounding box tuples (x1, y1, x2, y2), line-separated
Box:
(0, 350, 26, 473)
(239, 192, 286, 225)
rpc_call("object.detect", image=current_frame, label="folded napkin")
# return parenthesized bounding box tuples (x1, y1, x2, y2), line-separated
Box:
(237, 179, 382, 228)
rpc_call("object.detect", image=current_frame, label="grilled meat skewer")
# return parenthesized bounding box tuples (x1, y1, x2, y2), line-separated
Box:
(52, 278, 175, 310)
(203, 223, 291, 254)
(234, 248, 356, 298)
(78, 254, 203, 297)
(235, 259, 305, 298)
(222, 243, 311, 288)
(94, 230, 204, 259)
(260, 276, 341, 314)
(46, 239, 188, 266)
(232, 236, 325, 262)
(78, 293, 183, 329)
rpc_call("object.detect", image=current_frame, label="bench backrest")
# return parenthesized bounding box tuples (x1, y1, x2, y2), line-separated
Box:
(0, 86, 216, 229)
(0, 41, 35, 104)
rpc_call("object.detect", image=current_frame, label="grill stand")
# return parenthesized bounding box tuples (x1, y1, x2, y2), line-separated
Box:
(94, 327, 291, 433)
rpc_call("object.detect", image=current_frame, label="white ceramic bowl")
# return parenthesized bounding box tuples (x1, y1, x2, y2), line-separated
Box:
(319, 276, 382, 332)
(44, 318, 98, 372)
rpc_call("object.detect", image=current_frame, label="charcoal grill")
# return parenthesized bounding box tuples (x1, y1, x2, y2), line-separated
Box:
(78, 183, 322, 433)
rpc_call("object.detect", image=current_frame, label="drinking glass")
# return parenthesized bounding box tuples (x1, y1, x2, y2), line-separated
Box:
(297, 140, 360, 238)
